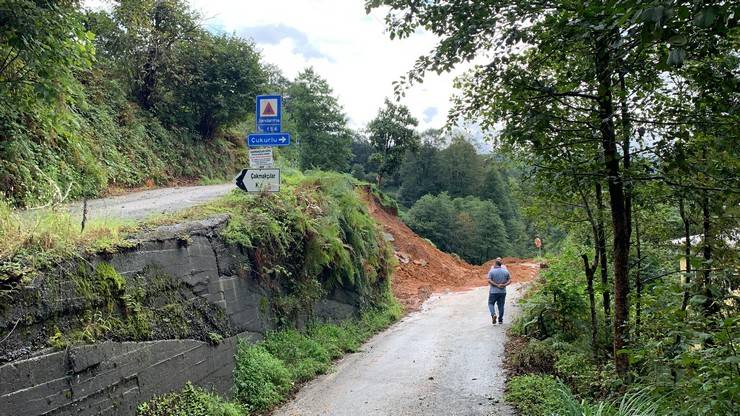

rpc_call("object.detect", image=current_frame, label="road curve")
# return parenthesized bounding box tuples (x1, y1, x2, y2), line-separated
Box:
(66, 183, 234, 221)
(274, 284, 527, 416)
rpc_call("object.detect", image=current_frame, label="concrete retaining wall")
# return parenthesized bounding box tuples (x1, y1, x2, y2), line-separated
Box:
(0, 215, 364, 415)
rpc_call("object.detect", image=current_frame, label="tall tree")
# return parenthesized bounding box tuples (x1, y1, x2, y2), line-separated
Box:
(287, 68, 353, 172)
(398, 140, 442, 205)
(0, 0, 94, 110)
(366, 98, 419, 187)
(439, 137, 483, 198)
(111, 0, 200, 110)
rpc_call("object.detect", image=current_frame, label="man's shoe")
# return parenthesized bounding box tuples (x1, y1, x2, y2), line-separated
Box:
(491, 315, 497, 324)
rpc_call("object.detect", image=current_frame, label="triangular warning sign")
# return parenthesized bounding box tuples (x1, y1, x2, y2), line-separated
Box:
(263, 102, 276, 116)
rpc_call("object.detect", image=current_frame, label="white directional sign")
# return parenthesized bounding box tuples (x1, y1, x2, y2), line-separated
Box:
(249, 148, 274, 168)
(238, 169, 280, 192)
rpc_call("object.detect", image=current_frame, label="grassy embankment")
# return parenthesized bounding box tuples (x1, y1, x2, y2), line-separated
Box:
(1, 62, 248, 210)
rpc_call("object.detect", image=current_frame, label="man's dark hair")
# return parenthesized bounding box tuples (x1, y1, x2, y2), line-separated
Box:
(495, 260, 502, 266)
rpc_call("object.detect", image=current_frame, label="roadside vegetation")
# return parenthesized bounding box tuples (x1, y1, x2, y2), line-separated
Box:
(138, 301, 402, 416)
(1, 1, 356, 209)
(505, 239, 737, 415)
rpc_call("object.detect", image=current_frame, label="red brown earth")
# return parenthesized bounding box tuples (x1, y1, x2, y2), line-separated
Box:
(363, 190, 540, 310)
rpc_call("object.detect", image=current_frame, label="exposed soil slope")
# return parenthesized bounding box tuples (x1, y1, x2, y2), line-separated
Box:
(363, 190, 539, 310)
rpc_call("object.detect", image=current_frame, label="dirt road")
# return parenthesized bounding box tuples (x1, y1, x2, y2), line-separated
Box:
(275, 284, 528, 416)
(66, 183, 233, 221)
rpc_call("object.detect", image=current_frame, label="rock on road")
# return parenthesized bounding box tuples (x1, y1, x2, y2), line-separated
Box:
(275, 284, 527, 416)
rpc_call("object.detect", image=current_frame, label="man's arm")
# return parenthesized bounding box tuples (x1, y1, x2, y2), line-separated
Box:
(502, 271, 512, 287)
(489, 271, 505, 288)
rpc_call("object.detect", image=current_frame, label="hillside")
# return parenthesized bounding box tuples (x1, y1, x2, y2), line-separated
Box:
(362, 188, 539, 310)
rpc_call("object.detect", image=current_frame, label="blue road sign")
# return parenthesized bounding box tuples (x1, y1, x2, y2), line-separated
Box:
(256, 95, 282, 131)
(257, 124, 281, 133)
(247, 133, 291, 147)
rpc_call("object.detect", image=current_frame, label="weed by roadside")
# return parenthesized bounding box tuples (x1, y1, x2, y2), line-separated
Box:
(0, 201, 133, 291)
(138, 382, 246, 416)
(138, 300, 403, 415)
(233, 300, 402, 412)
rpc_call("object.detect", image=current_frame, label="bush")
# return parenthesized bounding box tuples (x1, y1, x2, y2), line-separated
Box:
(137, 382, 245, 416)
(515, 243, 589, 341)
(506, 374, 570, 416)
(231, 300, 402, 413)
(554, 351, 603, 398)
(233, 343, 292, 412)
(509, 339, 558, 375)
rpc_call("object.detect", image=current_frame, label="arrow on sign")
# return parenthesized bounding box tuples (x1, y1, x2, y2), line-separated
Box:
(247, 133, 292, 147)
(235, 169, 248, 191)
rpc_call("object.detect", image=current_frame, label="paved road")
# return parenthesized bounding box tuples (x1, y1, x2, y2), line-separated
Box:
(66, 183, 234, 221)
(275, 284, 527, 416)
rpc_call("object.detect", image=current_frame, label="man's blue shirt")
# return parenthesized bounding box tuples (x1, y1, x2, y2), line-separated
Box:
(488, 266, 510, 294)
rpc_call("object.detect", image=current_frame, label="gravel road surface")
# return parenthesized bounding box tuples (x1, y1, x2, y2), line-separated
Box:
(274, 284, 527, 416)
(67, 183, 234, 221)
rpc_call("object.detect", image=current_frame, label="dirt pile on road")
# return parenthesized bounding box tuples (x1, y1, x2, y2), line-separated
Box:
(362, 189, 538, 310)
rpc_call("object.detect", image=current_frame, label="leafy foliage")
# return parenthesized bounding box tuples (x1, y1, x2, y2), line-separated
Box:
(506, 374, 570, 416)
(137, 382, 245, 416)
(232, 300, 402, 412)
(404, 193, 510, 264)
(159, 33, 265, 138)
(287, 68, 353, 172)
(366, 98, 419, 187)
(233, 343, 293, 412)
(510, 239, 739, 414)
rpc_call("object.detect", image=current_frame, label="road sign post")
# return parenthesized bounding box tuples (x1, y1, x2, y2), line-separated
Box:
(238, 94, 290, 193)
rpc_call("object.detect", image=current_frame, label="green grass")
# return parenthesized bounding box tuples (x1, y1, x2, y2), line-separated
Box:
(0, 201, 134, 292)
(233, 300, 402, 412)
(506, 374, 571, 416)
(137, 382, 246, 416)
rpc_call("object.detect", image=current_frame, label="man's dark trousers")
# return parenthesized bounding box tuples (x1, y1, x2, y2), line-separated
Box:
(488, 292, 506, 323)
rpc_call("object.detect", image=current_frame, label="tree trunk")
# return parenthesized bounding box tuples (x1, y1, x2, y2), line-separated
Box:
(595, 33, 630, 380)
(619, 70, 633, 246)
(596, 182, 611, 329)
(634, 210, 642, 338)
(576, 179, 601, 360)
(701, 192, 714, 314)
(583, 253, 599, 360)
(680, 198, 692, 311)
(376, 173, 383, 188)
(138, 47, 158, 110)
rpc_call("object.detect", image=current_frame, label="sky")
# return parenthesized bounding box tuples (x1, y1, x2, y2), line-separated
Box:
(186, 0, 468, 131)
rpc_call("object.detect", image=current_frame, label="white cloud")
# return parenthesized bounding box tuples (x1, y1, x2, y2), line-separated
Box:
(189, 0, 469, 130)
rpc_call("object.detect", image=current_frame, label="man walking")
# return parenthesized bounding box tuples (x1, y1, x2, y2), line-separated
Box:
(488, 259, 511, 325)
